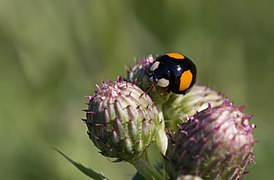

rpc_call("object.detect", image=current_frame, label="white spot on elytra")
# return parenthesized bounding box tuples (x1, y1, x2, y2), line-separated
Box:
(150, 61, 160, 71)
(157, 78, 169, 87)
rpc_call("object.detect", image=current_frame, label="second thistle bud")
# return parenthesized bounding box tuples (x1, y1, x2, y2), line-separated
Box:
(165, 100, 255, 179)
(163, 85, 224, 132)
(84, 78, 160, 161)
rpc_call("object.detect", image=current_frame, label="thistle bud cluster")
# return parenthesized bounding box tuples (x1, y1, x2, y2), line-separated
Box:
(82, 55, 256, 179)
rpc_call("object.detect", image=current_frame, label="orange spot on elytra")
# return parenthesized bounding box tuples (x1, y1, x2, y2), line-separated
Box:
(166, 52, 185, 59)
(179, 70, 193, 91)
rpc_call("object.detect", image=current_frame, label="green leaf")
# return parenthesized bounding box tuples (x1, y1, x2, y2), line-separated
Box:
(54, 148, 109, 180)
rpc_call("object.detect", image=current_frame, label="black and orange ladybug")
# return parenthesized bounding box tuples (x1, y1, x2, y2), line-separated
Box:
(149, 52, 197, 94)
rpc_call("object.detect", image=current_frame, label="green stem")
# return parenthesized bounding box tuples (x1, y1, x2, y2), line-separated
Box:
(156, 106, 168, 155)
(129, 154, 165, 180)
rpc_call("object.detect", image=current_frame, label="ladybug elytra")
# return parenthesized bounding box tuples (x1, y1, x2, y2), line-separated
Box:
(149, 52, 197, 94)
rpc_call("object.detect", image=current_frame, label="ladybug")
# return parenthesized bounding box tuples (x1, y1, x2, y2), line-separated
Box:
(149, 52, 197, 94)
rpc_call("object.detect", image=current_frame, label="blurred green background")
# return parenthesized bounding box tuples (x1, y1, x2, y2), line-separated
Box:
(0, 0, 273, 179)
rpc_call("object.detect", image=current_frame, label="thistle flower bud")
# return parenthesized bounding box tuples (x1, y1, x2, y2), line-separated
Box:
(84, 78, 160, 161)
(163, 85, 224, 132)
(126, 55, 154, 92)
(126, 55, 170, 105)
(165, 100, 255, 179)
